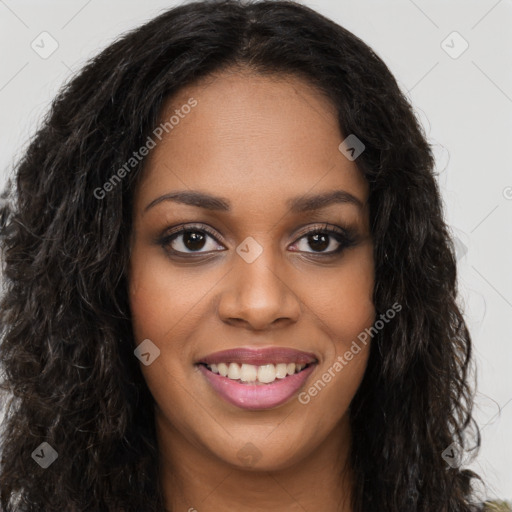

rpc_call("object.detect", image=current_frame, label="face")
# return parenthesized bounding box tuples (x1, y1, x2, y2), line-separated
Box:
(129, 67, 375, 472)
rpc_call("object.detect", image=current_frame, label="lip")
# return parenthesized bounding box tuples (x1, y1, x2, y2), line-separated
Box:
(197, 346, 318, 366)
(198, 362, 317, 410)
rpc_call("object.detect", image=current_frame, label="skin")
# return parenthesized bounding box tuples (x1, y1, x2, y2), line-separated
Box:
(129, 67, 375, 512)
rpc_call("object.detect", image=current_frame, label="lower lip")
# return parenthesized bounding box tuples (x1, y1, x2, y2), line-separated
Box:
(198, 364, 316, 410)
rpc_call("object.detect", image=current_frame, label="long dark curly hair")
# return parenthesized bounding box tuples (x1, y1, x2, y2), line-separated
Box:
(0, 0, 487, 510)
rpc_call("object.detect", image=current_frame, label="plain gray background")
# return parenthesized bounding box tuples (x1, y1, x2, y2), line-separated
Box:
(0, 0, 511, 502)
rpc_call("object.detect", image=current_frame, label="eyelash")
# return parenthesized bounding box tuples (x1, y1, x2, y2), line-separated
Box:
(157, 222, 358, 260)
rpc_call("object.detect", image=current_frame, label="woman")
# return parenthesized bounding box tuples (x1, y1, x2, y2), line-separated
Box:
(0, 0, 507, 510)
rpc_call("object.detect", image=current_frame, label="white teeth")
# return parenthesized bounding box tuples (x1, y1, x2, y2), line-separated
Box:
(257, 364, 276, 383)
(206, 362, 309, 384)
(227, 362, 241, 379)
(217, 362, 228, 377)
(275, 363, 288, 379)
(240, 363, 258, 383)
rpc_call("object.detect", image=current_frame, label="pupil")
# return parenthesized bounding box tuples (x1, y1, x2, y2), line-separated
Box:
(184, 231, 205, 251)
(309, 233, 328, 252)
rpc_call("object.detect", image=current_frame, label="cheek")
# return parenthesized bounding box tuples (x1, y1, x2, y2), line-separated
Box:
(310, 247, 375, 352)
(129, 257, 171, 342)
(301, 249, 374, 414)
(333, 267, 375, 352)
(128, 245, 212, 342)
(128, 249, 197, 413)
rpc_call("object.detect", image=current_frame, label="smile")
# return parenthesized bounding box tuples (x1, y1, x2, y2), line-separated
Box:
(196, 347, 318, 410)
(203, 361, 310, 384)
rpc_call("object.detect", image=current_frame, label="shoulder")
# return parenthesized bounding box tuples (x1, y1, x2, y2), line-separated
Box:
(482, 501, 512, 511)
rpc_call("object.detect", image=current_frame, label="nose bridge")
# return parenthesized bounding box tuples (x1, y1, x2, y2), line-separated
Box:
(217, 235, 300, 329)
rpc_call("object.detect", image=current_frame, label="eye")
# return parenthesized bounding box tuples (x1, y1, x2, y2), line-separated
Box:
(158, 222, 358, 258)
(290, 223, 357, 256)
(159, 224, 224, 255)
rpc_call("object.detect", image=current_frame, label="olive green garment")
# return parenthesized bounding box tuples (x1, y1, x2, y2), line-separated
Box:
(483, 501, 512, 511)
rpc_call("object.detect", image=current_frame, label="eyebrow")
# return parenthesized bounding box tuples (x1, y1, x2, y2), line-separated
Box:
(144, 189, 364, 214)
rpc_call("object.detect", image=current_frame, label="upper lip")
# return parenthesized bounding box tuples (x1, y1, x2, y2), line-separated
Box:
(197, 347, 318, 366)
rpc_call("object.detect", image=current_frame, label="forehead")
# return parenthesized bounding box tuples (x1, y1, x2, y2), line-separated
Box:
(134, 69, 369, 214)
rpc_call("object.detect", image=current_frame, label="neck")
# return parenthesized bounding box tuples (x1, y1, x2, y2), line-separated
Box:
(157, 411, 355, 512)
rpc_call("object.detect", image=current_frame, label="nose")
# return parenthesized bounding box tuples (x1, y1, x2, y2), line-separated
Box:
(216, 245, 302, 331)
